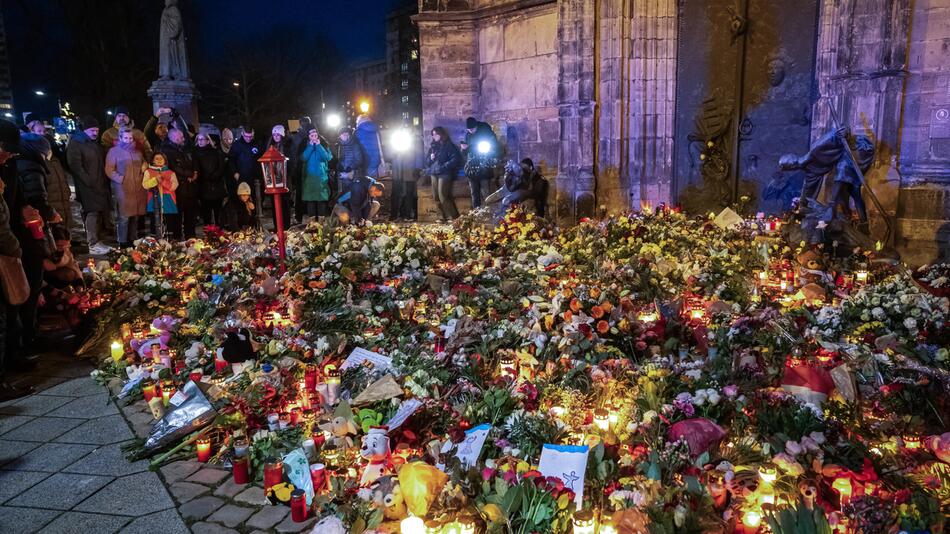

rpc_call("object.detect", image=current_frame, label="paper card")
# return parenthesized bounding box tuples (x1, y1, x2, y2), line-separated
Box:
(385, 398, 422, 430)
(713, 207, 743, 230)
(117, 376, 143, 399)
(341, 347, 393, 372)
(538, 444, 589, 510)
(455, 424, 491, 467)
(282, 448, 315, 505)
(168, 389, 188, 407)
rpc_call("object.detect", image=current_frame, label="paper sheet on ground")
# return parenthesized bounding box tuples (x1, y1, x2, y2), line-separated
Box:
(385, 398, 422, 430)
(538, 444, 589, 510)
(341, 347, 393, 372)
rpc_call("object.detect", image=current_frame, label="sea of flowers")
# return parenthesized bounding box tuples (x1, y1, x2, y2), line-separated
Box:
(85, 208, 949, 533)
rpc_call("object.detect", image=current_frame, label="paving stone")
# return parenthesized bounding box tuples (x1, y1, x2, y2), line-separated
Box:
(186, 467, 230, 486)
(0, 505, 60, 534)
(53, 415, 133, 445)
(1, 417, 84, 442)
(249, 531, 272, 534)
(120, 508, 189, 534)
(274, 514, 317, 532)
(212, 477, 246, 498)
(0, 470, 51, 505)
(124, 410, 154, 427)
(233, 485, 268, 505)
(168, 481, 210, 503)
(0, 439, 41, 466)
(44, 394, 118, 419)
(131, 422, 152, 438)
(39, 511, 129, 534)
(190, 522, 240, 534)
(62, 444, 148, 477)
(206, 504, 255, 528)
(1, 442, 96, 472)
(0, 415, 34, 436)
(0, 394, 73, 416)
(37, 378, 103, 398)
(246, 505, 289, 530)
(159, 460, 201, 484)
(178, 495, 224, 520)
(74, 471, 174, 516)
(8, 472, 112, 510)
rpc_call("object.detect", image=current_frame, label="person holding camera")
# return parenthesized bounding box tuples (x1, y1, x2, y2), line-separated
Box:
(460, 117, 500, 209)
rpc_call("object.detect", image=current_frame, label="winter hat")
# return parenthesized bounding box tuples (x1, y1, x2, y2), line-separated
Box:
(237, 182, 252, 196)
(79, 116, 100, 130)
(465, 117, 477, 129)
(19, 132, 51, 160)
(114, 106, 130, 116)
(272, 125, 286, 137)
(0, 119, 21, 145)
(23, 113, 48, 127)
(521, 158, 535, 169)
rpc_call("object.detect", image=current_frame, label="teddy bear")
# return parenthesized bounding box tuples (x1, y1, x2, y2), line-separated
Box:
(359, 426, 392, 486)
(370, 476, 406, 521)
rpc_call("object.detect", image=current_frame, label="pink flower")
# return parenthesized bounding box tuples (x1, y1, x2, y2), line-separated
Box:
(785, 440, 803, 456)
(482, 468, 496, 481)
(723, 385, 739, 398)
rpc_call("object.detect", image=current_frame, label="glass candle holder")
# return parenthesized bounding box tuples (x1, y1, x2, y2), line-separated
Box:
(196, 437, 212, 462)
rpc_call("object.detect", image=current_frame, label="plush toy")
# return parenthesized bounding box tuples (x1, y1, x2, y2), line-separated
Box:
(359, 426, 392, 486)
(369, 475, 406, 520)
(318, 416, 358, 449)
(927, 432, 950, 464)
(220, 328, 257, 363)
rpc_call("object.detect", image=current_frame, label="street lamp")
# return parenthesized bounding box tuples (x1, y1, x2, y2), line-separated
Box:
(34, 90, 45, 96)
(326, 113, 341, 129)
(258, 145, 289, 274)
(232, 81, 240, 87)
(358, 100, 370, 114)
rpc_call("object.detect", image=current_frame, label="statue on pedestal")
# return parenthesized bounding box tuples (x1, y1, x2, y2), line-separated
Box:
(158, 0, 190, 81)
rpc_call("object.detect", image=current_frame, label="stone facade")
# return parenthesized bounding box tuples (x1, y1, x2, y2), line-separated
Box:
(417, 0, 950, 261)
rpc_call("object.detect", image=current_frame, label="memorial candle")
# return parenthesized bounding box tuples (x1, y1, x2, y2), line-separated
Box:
(263, 460, 283, 492)
(232, 456, 249, 484)
(110, 341, 123, 362)
(196, 437, 212, 462)
(142, 380, 158, 402)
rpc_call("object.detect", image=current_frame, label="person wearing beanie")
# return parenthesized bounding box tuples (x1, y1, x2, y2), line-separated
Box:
(460, 116, 500, 209)
(224, 181, 256, 231)
(67, 116, 114, 255)
(100, 106, 152, 159)
(266, 124, 293, 228)
(290, 116, 314, 222)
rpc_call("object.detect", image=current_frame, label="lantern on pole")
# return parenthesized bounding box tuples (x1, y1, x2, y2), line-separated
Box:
(258, 145, 289, 273)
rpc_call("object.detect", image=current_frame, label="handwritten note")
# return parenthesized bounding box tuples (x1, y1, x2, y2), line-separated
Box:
(538, 444, 589, 510)
(341, 347, 393, 372)
(385, 398, 422, 430)
(714, 207, 743, 230)
(455, 424, 491, 467)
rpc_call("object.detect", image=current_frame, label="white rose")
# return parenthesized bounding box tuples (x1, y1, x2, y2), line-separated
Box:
(903, 317, 917, 330)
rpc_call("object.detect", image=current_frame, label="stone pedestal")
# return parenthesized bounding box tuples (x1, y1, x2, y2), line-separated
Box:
(147, 79, 199, 128)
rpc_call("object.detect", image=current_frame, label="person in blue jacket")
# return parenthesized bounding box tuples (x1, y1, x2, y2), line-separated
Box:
(355, 115, 383, 179)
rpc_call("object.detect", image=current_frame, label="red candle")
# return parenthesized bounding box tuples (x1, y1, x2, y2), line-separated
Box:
(304, 365, 317, 391)
(290, 489, 307, 522)
(196, 438, 212, 462)
(214, 358, 228, 374)
(142, 380, 158, 402)
(309, 463, 327, 494)
(263, 460, 283, 492)
(189, 370, 203, 383)
(232, 456, 249, 484)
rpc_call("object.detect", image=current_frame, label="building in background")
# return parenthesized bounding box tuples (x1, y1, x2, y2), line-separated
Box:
(0, 11, 14, 119)
(337, 59, 387, 126)
(384, 4, 422, 134)
(416, 0, 950, 263)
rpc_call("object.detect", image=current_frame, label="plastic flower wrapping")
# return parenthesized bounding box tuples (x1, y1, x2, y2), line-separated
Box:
(84, 208, 949, 533)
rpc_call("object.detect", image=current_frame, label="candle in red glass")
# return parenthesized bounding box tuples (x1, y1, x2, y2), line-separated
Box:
(263, 460, 283, 492)
(304, 365, 317, 391)
(214, 358, 228, 374)
(189, 369, 203, 383)
(196, 437, 212, 462)
(142, 380, 158, 402)
(309, 463, 327, 493)
(232, 456, 249, 484)
(434, 335, 445, 354)
(290, 489, 307, 522)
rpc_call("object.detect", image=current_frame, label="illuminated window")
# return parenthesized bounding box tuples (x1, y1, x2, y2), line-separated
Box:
(410, 50, 418, 60)
(401, 79, 409, 89)
(413, 117, 420, 126)
(401, 96, 409, 104)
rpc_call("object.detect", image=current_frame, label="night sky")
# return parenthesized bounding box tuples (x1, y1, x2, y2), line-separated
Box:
(3, 0, 414, 119)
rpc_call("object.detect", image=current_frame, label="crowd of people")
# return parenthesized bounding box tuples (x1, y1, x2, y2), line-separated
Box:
(0, 108, 551, 400)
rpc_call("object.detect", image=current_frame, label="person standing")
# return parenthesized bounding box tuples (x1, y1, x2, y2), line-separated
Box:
(105, 127, 148, 247)
(194, 132, 228, 226)
(299, 127, 333, 221)
(290, 116, 313, 222)
(336, 127, 369, 224)
(100, 106, 152, 158)
(229, 127, 262, 205)
(25, 116, 73, 235)
(142, 152, 179, 238)
(0, 119, 31, 400)
(161, 126, 196, 239)
(426, 127, 462, 221)
(355, 115, 383, 179)
(143, 106, 176, 151)
(390, 130, 422, 221)
(461, 116, 500, 209)
(66, 116, 113, 255)
(266, 125, 293, 229)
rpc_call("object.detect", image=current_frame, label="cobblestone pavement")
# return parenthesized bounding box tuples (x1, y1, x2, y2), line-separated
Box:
(1, 376, 317, 533)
